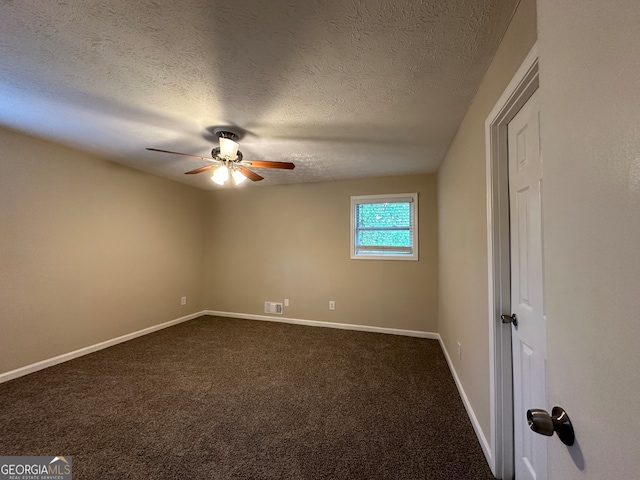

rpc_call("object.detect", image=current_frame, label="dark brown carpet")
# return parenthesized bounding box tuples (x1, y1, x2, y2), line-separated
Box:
(0, 316, 494, 479)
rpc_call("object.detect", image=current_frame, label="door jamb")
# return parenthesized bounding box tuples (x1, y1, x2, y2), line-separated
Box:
(485, 43, 539, 479)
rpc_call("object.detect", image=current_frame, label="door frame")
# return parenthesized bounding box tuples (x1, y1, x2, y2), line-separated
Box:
(485, 43, 539, 479)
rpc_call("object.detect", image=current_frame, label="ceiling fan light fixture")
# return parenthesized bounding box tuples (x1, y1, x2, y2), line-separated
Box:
(232, 169, 247, 185)
(147, 126, 294, 184)
(211, 165, 229, 185)
(219, 137, 239, 160)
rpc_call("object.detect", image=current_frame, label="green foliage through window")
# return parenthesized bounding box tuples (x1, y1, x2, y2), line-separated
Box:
(351, 194, 418, 259)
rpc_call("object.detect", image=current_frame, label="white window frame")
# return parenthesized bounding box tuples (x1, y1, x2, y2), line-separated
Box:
(350, 193, 419, 261)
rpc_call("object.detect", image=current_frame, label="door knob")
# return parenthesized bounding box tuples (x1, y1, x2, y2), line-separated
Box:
(526, 406, 575, 446)
(501, 313, 518, 327)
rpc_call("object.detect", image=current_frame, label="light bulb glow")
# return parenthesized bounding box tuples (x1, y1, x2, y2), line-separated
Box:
(219, 137, 239, 159)
(211, 165, 229, 185)
(232, 169, 247, 185)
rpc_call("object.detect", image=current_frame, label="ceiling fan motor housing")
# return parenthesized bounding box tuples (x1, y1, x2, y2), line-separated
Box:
(213, 127, 243, 161)
(211, 147, 243, 162)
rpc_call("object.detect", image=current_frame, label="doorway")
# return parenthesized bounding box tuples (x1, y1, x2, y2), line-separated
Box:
(485, 44, 540, 479)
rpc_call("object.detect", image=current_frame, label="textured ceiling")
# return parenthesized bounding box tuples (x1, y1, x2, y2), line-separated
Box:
(0, 0, 518, 189)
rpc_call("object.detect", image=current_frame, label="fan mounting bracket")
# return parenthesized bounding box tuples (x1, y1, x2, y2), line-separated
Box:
(213, 127, 242, 142)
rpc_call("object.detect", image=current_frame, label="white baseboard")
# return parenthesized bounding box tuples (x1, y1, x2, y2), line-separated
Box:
(205, 310, 439, 339)
(1, 311, 435, 384)
(438, 337, 493, 469)
(0, 311, 207, 384)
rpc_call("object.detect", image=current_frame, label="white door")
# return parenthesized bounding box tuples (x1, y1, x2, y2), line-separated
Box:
(507, 90, 547, 479)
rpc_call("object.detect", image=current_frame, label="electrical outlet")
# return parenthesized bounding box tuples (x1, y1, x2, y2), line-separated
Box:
(284, 299, 289, 307)
(329, 300, 335, 310)
(181, 296, 187, 306)
(457, 342, 462, 361)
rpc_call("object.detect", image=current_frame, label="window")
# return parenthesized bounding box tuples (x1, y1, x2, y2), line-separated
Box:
(350, 193, 418, 260)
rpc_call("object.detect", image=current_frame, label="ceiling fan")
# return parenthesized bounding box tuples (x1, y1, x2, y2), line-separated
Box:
(146, 128, 295, 185)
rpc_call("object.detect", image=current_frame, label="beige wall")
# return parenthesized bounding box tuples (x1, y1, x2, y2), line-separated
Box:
(0, 127, 208, 374)
(437, 0, 537, 444)
(538, 0, 640, 477)
(205, 174, 438, 333)
(0, 126, 437, 377)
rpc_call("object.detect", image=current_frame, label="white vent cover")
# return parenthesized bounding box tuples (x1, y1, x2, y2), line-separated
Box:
(264, 302, 283, 314)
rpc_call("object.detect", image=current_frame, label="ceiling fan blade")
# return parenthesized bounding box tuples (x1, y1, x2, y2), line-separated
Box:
(237, 165, 264, 182)
(185, 165, 215, 175)
(146, 148, 211, 161)
(241, 160, 295, 170)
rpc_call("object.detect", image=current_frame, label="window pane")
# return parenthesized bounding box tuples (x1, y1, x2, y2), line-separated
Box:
(356, 229, 412, 247)
(356, 202, 411, 228)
